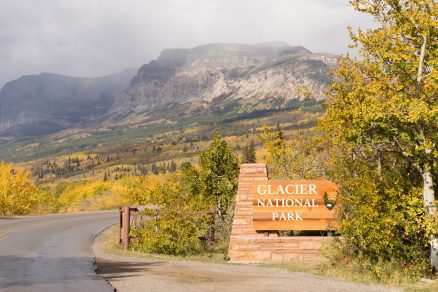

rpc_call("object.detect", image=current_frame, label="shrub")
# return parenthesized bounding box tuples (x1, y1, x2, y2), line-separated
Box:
(332, 156, 435, 276)
(131, 181, 210, 255)
(0, 162, 38, 216)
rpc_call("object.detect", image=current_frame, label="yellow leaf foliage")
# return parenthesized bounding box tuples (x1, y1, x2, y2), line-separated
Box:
(57, 179, 132, 212)
(0, 162, 38, 216)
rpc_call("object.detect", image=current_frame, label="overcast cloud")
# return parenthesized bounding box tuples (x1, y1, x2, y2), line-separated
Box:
(0, 0, 375, 88)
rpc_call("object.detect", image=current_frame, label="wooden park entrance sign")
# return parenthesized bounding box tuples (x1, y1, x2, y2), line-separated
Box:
(253, 180, 338, 231)
(228, 164, 339, 263)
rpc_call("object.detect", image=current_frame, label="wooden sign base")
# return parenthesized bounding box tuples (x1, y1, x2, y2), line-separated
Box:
(228, 163, 336, 263)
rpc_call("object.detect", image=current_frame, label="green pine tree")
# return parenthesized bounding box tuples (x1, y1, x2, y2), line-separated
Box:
(242, 140, 256, 163)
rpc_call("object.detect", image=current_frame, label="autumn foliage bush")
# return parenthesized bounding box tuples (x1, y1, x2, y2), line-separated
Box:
(130, 181, 210, 255)
(130, 134, 239, 255)
(0, 162, 39, 216)
(326, 155, 436, 279)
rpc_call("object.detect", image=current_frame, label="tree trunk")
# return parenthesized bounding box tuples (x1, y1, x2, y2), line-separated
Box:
(422, 165, 437, 270)
(377, 152, 382, 179)
(217, 200, 222, 218)
(416, 34, 437, 270)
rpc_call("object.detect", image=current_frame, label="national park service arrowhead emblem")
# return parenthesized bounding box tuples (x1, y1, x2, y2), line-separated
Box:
(323, 190, 337, 210)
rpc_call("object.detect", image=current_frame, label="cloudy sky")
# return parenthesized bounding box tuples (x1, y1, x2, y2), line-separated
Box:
(0, 0, 375, 87)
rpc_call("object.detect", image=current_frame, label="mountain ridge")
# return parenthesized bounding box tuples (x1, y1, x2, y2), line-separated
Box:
(108, 42, 336, 125)
(0, 42, 337, 138)
(0, 68, 136, 137)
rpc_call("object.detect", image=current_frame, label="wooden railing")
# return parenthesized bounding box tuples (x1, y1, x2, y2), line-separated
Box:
(119, 206, 138, 249)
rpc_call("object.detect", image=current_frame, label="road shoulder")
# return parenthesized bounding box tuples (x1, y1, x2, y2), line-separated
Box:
(93, 226, 396, 292)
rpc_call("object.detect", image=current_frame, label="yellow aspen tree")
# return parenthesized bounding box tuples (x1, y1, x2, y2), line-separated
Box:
(322, 0, 437, 269)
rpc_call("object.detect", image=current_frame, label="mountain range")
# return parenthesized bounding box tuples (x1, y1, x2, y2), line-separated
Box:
(0, 42, 336, 138)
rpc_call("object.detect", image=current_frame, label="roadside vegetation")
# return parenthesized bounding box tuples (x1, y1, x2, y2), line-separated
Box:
(324, 0, 437, 281)
(130, 133, 239, 256)
(260, 0, 438, 285)
(0, 162, 39, 216)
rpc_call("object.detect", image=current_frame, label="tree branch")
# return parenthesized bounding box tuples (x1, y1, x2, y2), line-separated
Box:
(416, 34, 427, 97)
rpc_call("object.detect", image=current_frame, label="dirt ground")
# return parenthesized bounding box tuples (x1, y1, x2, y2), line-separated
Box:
(93, 226, 398, 292)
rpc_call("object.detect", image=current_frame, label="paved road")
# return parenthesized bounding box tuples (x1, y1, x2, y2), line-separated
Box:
(0, 211, 117, 292)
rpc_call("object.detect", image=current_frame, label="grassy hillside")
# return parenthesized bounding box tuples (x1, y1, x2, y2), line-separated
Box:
(0, 101, 323, 184)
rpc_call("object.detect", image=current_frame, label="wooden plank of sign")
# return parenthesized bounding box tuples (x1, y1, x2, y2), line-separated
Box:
(253, 211, 335, 219)
(252, 180, 339, 231)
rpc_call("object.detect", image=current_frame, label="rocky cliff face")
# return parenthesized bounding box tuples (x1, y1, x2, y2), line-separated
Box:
(109, 42, 337, 123)
(0, 69, 136, 137)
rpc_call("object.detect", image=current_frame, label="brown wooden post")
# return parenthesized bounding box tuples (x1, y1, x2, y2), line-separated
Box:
(119, 207, 122, 245)
(122, 206, 130, 249)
